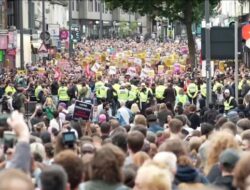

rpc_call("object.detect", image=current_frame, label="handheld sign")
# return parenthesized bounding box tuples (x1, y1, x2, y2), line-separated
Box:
(73, 101, 92, 121)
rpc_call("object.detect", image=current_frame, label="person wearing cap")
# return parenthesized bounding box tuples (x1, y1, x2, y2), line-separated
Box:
(224, 89, 237, 114)
(213, 149, 239, 190)
(187, 79, 198, 105)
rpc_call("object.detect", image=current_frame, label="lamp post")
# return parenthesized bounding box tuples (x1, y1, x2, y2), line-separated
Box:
(235, 0, 239, 102)
(19, 0, 24, 69)
(205, 0, 212, 105)
(99, 0, 103, 39)
(69, 0, 73, 57)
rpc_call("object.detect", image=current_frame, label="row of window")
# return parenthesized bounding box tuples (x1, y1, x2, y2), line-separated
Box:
(88, 0, 108, 13)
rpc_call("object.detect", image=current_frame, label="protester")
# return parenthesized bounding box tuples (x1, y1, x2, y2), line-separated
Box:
(2, 37, 250, 190)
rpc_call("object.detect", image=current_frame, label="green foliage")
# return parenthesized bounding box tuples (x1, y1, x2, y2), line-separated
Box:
(118, 21, 139, 37)
(104, 0, 220, 24)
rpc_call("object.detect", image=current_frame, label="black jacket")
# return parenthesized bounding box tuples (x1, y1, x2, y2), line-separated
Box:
(214, 175, 236, 190)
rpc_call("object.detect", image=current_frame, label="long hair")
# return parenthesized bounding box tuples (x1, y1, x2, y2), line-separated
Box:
(204, 131, 239, 175)
(91, 144, 125, 184)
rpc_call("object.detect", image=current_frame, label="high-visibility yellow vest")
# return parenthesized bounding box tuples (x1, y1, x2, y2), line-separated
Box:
(139, 90, 148, 103)
(177, 94, 188, 105)
(112, 83, 120, 97)
(58, 86, 70, 101)
(238, 80, 244, 90)
(95, 81, 105, 92)
(200, 84, 207, 97)
(113, 83, 120, 92)
(155, 85, 166, 100)
(131, 85, 138, 94)
(213, 82, 223, 92)
(97, 86, 108, 99)
(128, 90, 137, 101)
(35, 85, 43, 100)
(224, 97, 234, 111)
(118, 89, 129, 102)
(174, 85, 180, 95)
(76, 84, 83, 94)
(187, 83, 198, 98)
(5, 86, 16, 95)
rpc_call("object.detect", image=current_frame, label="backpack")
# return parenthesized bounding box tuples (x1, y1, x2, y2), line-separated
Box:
(12, 93, 22, 110)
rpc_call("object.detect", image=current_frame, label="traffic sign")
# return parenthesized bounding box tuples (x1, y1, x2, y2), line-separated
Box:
(242, 24, 250, 40)
(40, 32, 50, 41)
(38, 43, 48, 53)
(60, 30, 68, 40)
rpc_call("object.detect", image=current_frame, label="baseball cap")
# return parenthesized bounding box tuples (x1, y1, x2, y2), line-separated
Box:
(219, 149, 239, 168)
(224, 89, 230, 94)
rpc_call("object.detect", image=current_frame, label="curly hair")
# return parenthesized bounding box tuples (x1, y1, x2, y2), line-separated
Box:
(204, 131, 239, 175)
(54, 150, 84, 190)
(91, 144, 125, 183)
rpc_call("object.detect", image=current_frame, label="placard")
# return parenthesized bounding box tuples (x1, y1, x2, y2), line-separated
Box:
(91, 62, 101, 73)
(109, 66, 117, 75)
(73, 101, 92, 120)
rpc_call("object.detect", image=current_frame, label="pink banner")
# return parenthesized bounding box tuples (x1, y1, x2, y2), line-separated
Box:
(0, 35, 8, 49)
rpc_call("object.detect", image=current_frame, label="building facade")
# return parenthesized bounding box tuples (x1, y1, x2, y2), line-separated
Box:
(71, 0, 151, 38)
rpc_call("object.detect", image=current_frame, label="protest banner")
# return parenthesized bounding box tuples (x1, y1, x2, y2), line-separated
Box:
(91, 62, 101, 73)
(73, 101, 92, 121)
(109, 66, 117, 75)
(158, 65, 164, 75)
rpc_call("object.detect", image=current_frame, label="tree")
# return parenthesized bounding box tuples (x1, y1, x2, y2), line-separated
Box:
(105, 0, 219, 67)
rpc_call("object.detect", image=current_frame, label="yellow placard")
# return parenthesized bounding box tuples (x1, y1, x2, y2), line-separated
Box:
(96, 71, 102, 78)
(37, 68, 46, 75)
(17, 70, 26, 75)
(148, 70, 155, 78)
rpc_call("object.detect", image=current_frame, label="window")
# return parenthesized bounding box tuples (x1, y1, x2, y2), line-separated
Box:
(88, 0, 93, 12)
(76, 0, 79, 11)
(72, 0, 74, 10)
(94, 0, 98, 12)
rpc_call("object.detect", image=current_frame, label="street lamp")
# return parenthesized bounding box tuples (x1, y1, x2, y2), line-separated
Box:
(234, 0, 239, 102)
(205, 0, 212, 105)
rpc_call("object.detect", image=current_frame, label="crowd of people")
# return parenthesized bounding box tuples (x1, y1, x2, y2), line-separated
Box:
(1, 38, 250, 190)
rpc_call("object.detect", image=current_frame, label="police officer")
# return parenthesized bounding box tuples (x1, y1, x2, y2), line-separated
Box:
(155, 81, 166, 103)
(96, 84, 108, 104)
(35, 82, 43, 102)
(117, 84, 129, 106)
(175, 88, 189, 107)
(95, 76, 105, 104)
(200, 82, 207, 99)
(126, 83, 138, 108)
(139, 83, 152, 114)
(58, 82, 70, 106)
(5, 82, 16, 96)
(224, 89, 237, 114)
(187, 80, 198, 105)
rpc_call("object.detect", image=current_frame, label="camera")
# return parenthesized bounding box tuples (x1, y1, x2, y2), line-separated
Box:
(62, 131, 76, 148)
